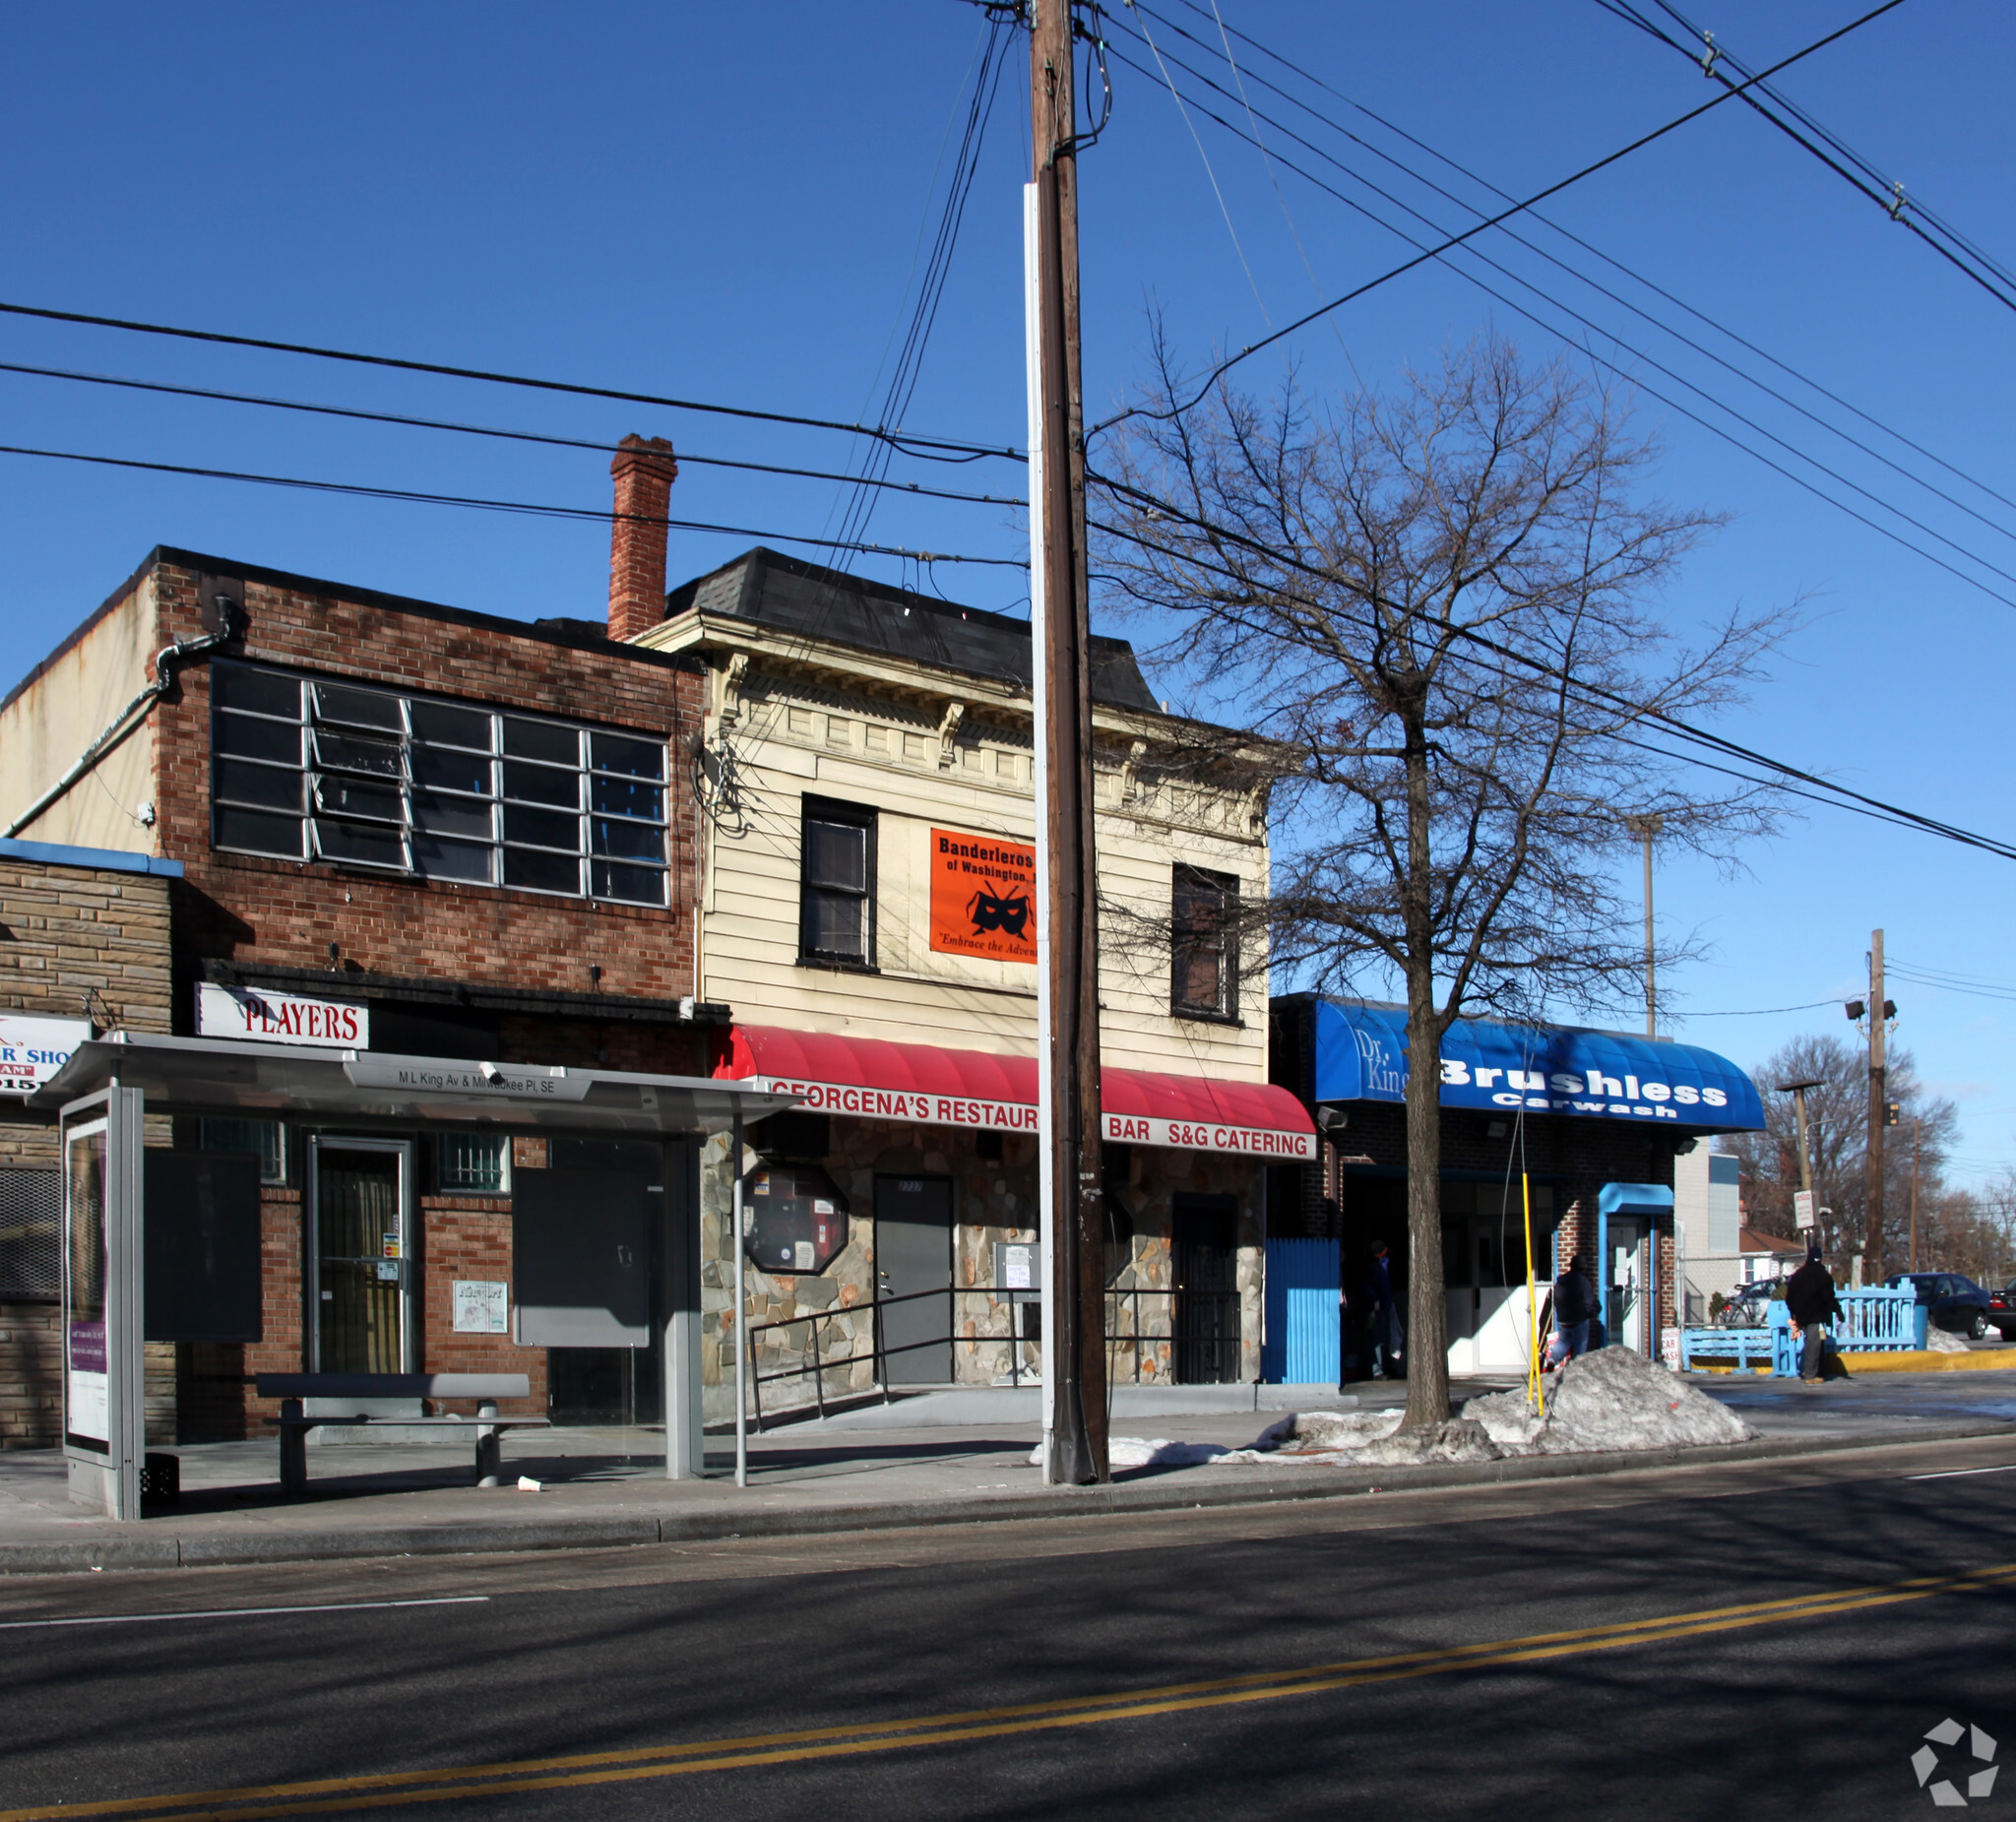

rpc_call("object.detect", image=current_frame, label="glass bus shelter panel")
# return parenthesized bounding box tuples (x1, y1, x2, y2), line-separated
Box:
(60, 1086, 144, 1520)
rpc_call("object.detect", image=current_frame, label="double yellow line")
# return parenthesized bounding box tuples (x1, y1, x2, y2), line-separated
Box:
(12, 1559, 2016, 1821)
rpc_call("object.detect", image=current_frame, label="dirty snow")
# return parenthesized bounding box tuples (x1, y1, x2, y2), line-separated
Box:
(1926, 1325, 1969, 1353)
(1020, 1351, 1754, 1478)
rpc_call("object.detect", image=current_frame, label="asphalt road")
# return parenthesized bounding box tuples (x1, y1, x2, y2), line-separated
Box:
(6, 1435, 2016, 1822)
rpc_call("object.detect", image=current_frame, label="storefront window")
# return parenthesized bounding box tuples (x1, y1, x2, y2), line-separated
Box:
(200, 1117, 286, 1185)
(211, 662, 669, 907)
(436, 1133, 510, 1194)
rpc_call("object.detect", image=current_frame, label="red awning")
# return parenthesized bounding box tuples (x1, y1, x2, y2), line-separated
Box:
(713, 1025, 1314, 1161)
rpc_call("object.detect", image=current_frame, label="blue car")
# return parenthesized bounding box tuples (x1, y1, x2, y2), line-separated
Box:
(1885, 1272, 1994, 1341)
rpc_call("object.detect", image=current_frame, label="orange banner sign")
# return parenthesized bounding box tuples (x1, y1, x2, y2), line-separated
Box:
(928, 828, 1037, 963)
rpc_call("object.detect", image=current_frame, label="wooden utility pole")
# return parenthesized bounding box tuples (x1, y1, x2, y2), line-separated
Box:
(1865, 928, 1887, 1278)
(1029, 0, 1106, 1485)
(1909, 1117, 1921, 1273)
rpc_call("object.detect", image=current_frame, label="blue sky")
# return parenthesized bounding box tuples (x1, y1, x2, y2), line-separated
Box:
(2, 3, 2011, 1184)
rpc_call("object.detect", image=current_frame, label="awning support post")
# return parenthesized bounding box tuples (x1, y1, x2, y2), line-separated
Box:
(665, 1139, 705, 1480)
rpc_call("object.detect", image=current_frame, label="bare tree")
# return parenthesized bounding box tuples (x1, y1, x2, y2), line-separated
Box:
(1095, 336, 1787, 1428)
(1723, 1034, 1957, 1271)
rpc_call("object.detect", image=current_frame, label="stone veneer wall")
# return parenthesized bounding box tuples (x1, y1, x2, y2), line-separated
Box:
(0, 852, 176, 1446)
(699, 1120, 1266, 1424)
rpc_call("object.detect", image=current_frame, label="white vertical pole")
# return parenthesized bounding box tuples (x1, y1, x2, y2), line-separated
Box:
(1024, 179, 1055, 1469)
(732, 1110, 748, 1488)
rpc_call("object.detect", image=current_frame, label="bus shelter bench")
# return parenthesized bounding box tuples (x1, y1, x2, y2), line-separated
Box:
(256, 1373, 549, 1493)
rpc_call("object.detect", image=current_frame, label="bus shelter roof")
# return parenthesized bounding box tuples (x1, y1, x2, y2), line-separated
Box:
(31, 1032, 798, 1136)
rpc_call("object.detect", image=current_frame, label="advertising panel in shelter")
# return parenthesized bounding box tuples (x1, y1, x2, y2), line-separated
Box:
(927, 828, 1036, 964)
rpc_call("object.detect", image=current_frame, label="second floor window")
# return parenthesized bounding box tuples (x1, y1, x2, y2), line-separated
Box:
(800, 798, 876, 967)
(1171, 864, 1239, 1021)
(209, 661, 669, 907)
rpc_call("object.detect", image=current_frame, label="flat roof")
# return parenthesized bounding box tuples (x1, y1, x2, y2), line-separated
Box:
(32, 1032, 796, 1136)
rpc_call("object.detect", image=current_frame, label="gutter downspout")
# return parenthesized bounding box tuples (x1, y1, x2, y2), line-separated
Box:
(4, 623, 235, 840)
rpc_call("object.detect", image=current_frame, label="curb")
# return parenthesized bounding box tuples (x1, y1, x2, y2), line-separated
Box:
(2, 1417, 2009, 1576)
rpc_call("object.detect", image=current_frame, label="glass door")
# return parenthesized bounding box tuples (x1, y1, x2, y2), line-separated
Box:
(309, 1137, 412, 1372)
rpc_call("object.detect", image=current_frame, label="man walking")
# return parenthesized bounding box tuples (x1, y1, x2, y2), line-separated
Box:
(1550, 1252, 1597, 1364)
(1361, 1240, 1400, 1379)
(1787, 1243, 1844, 1383)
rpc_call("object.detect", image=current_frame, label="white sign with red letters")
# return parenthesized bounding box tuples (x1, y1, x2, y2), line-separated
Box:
(196, 982, 368, 1049)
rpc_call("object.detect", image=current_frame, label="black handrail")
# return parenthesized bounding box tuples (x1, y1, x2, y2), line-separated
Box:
(739, 1280, 1243, 1426)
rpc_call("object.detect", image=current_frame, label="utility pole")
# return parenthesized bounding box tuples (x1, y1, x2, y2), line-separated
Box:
(1778, 1078, 1821, 1235)
(1623, 814, 1663, 1037)
(1865, 928, 1887, 1279)
(1909, 1117, 1921, 1273)
(1028, 0, 1106, 1485)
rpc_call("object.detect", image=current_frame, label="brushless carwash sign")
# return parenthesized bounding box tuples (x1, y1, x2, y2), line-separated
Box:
(928, 828, 1037, 964)
(0, 1013, 91, 1096)
(197, 981, 368, 1048)
(1311, 1001, 1765, 1130)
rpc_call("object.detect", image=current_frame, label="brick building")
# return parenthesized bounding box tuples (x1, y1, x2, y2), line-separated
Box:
(0, 838, 178, 1447)
(1270, 994, 1766, 1378)
(0, 437, 721, 1441)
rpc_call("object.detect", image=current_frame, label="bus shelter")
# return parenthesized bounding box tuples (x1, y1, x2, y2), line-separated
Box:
(31, 1032, 792, 1519)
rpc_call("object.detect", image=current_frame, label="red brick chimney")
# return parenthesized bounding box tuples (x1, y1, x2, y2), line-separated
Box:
(607, 433, 678, 641)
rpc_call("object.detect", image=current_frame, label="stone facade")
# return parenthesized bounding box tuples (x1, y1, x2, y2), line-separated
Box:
(698, 1118, 1265, 1425)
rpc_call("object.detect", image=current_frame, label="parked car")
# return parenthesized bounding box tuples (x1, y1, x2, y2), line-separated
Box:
(1986, 1282, 2016, 1342)
(1885, 1272, 1995, 1340)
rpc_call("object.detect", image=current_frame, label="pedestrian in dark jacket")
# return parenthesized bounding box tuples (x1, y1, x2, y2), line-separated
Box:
(1786, 1244, 1844, 1383)
(1550, 1254, 1597, 1364)
(1361, 1241, 1400, 1379)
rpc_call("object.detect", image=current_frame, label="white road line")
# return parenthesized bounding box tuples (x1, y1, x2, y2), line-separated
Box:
(1908, 1464, 2016, 1480)
(0, 1596, 488, 1630)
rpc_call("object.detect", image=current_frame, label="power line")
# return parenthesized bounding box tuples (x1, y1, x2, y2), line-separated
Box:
(0, 358, 1027, 507)
(1100, 27, 2016, 611)
(1128, 3, 2016, 556)
(0, 298, 1024, 464)
(1159, 0, 2016, 534)
(0, 441, 1026, 568)
(1683, 999, 1845, 1017)
(1599, 0, 2016, 315)
(1092, 0, 1908, 435)
(1086, 469, 2016, 863)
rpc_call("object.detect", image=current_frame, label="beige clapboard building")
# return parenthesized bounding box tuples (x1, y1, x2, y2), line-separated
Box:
(633, 547, 1313, 1419)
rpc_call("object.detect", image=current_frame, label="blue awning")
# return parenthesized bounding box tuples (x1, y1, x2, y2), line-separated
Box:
(1311, 1000, 1765, 1132)
(1599, 1182, 1676, 1217)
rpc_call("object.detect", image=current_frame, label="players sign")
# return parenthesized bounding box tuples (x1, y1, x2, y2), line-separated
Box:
(928, 828, 1036, 964)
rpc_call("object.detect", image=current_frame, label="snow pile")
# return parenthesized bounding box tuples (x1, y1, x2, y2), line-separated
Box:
(1926, 1325, 1969, 1353)
(1255, 1409, 1405, 1454)
(1027, 1437, 1238, 1470)
(1464, 1344, 1754, 1453)
(1354, 1417, 1504, 1465)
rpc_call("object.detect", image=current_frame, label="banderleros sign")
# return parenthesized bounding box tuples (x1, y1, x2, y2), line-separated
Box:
(927, 828, 1036, 964)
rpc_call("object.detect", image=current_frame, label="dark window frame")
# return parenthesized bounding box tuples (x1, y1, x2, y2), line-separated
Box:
(208, 660, 669, 909)
(1170, 863, 1240, 1023)
(798, 795, 879, 970)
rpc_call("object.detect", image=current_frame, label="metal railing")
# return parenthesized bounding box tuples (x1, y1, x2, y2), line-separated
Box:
(1679, 1286, 1918, 1375)
(741, 1280, 1242, 1427)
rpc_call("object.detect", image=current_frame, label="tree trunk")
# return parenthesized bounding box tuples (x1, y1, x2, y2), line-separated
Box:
(1400, 691, 1449, 1429)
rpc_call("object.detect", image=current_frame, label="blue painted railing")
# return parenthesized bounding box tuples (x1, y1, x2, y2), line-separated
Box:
(1262, 1238, 1341, 1385)
(1678, 1286, 1919, 1375)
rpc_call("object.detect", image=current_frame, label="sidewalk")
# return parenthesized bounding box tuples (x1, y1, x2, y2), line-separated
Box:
(4, 1370, 2011, 1575)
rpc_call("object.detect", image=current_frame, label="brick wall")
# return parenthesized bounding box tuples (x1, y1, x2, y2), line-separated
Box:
(148, 558, 707, 1010)
(0, 854, 176, 1444)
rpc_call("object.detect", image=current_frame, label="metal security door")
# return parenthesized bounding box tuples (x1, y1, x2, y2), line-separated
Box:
(875, 1176, 953, 1385)
(1609, 1219, 1647, 1353)
(1172, 1194, 1239, 1384)
(309, 1138, 412, 1373)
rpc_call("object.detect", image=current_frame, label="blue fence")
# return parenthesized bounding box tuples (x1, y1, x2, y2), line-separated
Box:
(1678, 1286, 1918, 1375)
(1262, 1238, 1341, 1385)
